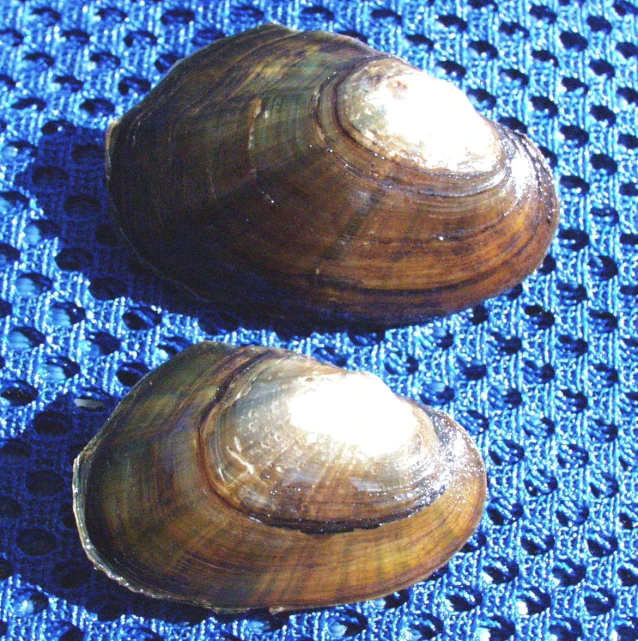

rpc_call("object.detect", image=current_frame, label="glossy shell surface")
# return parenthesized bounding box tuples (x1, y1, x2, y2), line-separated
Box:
(106, 24, 559, 326)
(73, 342, 486, 611)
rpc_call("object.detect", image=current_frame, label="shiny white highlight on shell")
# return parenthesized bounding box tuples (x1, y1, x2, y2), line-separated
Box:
(287, 372, 418, 457)
(341, 60, 501, 173)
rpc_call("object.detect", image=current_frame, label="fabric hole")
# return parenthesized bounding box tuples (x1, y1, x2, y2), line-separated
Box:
(515, 587, 551, 615)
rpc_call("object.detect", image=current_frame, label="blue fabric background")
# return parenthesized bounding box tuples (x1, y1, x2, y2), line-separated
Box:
(0, 0, 637, 639)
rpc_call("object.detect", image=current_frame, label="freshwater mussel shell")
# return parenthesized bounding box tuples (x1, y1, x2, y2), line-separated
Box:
(106, 24, 559, 326)
(73, 342, 486, 611)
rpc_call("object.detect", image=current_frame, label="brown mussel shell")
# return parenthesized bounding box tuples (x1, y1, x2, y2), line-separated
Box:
(106, 24, 559, 326)
(73, 342, 486, 611)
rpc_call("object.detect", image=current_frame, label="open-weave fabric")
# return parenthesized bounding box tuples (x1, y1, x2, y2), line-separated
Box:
(0, 0, 637, 639)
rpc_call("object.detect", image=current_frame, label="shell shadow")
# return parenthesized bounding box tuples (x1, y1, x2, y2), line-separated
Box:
(13, 123, 385, 338)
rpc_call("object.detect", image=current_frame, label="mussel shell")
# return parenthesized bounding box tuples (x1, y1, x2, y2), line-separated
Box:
(106, 24, 559, 326)
(73, 342, 486, 611)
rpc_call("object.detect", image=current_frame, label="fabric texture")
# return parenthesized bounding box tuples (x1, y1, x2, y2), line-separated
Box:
(0, 0, 637, 639)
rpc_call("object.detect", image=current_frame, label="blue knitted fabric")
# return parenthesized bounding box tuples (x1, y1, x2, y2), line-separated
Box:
(1, 0, 637, 639)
